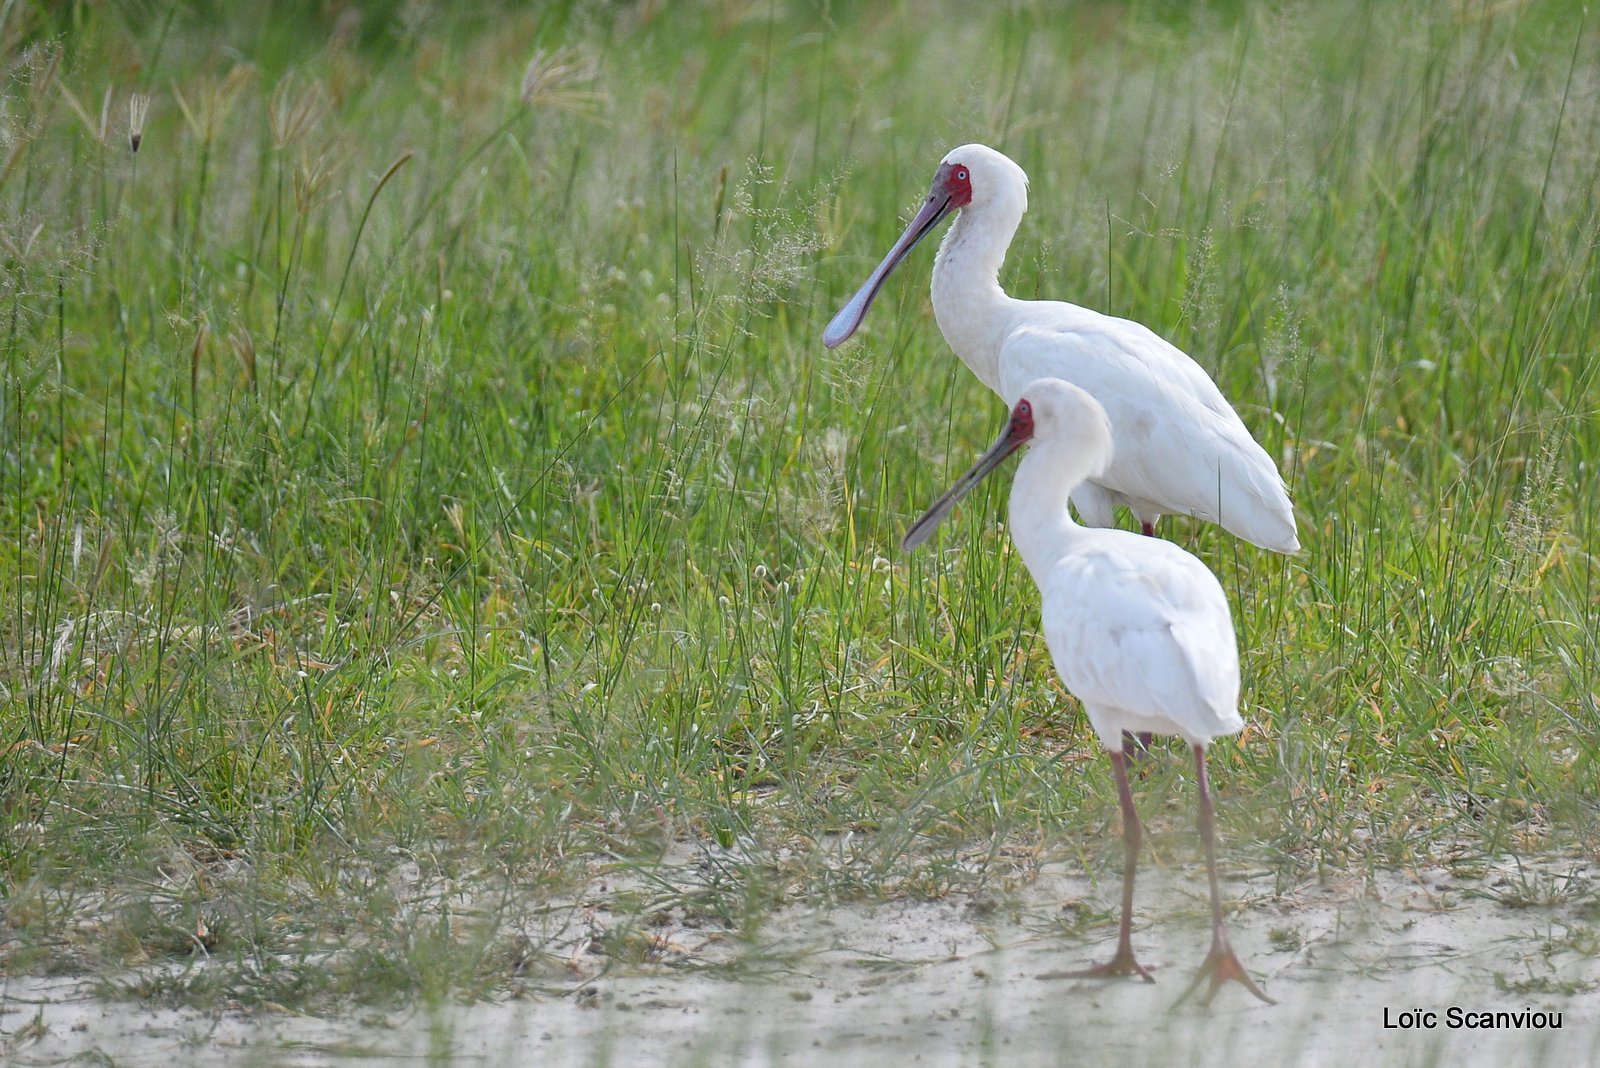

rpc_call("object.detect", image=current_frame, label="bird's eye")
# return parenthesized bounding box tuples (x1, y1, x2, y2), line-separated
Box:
(1016, 400, 1031, 417)
(955, 168, 968, 181)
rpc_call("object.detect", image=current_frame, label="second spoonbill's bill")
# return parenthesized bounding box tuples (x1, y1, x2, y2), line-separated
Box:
(826, 144, 1299, 553)
(902, 377, 1273, 1006)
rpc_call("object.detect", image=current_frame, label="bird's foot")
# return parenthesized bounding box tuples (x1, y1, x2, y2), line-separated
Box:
(1061, 942, 1155, 983)
(1175, 934, 1273, 1006)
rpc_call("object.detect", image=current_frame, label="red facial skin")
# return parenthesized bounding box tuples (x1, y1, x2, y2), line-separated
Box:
(1009, 398, 1034, 442)
(934, 161, 974, 207)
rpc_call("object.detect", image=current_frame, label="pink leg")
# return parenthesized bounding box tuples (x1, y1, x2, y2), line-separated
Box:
(1063, 749, 1154, 982)
(1140, 520, 1156, 537)
(1176, 745, 1274, 1006)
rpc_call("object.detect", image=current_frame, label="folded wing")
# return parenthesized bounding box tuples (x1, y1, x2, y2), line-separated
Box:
(997, 305, 1298, 552)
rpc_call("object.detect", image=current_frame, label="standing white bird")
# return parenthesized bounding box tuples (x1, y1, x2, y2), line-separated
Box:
(903, 377, 1272, 1005)
(827, 143, 1299, 553)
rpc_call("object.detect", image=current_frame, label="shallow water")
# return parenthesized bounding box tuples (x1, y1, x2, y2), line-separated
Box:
(5, 857, 1597, 1066)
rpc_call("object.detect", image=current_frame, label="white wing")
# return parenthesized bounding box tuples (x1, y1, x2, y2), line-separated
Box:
(1038, 531, 1243, 748)
(996, 303, 1299, 552)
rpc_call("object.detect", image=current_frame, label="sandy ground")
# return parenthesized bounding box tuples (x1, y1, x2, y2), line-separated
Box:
(4, 854, 1598, 1067)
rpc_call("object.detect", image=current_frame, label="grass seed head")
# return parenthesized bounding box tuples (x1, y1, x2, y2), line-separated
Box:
(172, 66, 253, 148)
(519, 47, 606, 114)
(268, 75, 327, 151)
(128, 92, 149, 152)
(57, 83, 113, 147)
(294, 148, 340, 214)
(230, 327, 257, 393)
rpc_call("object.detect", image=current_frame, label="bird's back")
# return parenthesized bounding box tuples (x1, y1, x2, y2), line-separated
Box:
(1036, 529, 1243, 748)
(996, 302, 1299, 552)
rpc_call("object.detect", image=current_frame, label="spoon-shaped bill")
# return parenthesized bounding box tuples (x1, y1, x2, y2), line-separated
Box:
(901, 420, 1030, 551)
(823, 194, 955, 348)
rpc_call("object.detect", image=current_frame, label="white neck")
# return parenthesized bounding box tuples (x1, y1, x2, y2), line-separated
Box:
(1007, 441, 1092, 583)
(930, 203, 1023, 396)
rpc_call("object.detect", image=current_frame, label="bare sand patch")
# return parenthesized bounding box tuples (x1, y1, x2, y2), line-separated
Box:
(4, 855, 1596, 1066)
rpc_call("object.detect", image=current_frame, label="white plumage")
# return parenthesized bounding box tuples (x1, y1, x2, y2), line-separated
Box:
(828, 143, 1299, 553)
(1038, 534, 1244, 752)
(902, 377, 1272, 1005)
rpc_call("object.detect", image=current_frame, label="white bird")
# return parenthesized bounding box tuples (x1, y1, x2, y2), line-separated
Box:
(903, 377, 1272, 1006)
(826, 143, 1299, 554)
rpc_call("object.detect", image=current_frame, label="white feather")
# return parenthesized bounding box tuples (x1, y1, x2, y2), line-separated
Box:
(927, 144, 1299, 553)
(1037, 531, 1243, 749)
(992, 379, 1248, 753)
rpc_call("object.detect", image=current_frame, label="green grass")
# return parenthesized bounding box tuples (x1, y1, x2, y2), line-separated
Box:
(2, 0, 1597, 1010)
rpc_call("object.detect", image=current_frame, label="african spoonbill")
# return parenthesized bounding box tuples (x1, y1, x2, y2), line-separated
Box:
(902, 377, 1273, 1005)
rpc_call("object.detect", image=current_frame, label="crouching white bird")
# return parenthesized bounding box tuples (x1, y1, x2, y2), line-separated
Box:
(903, 377, 1272, 1005)
(828, 143, 1298, 554)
